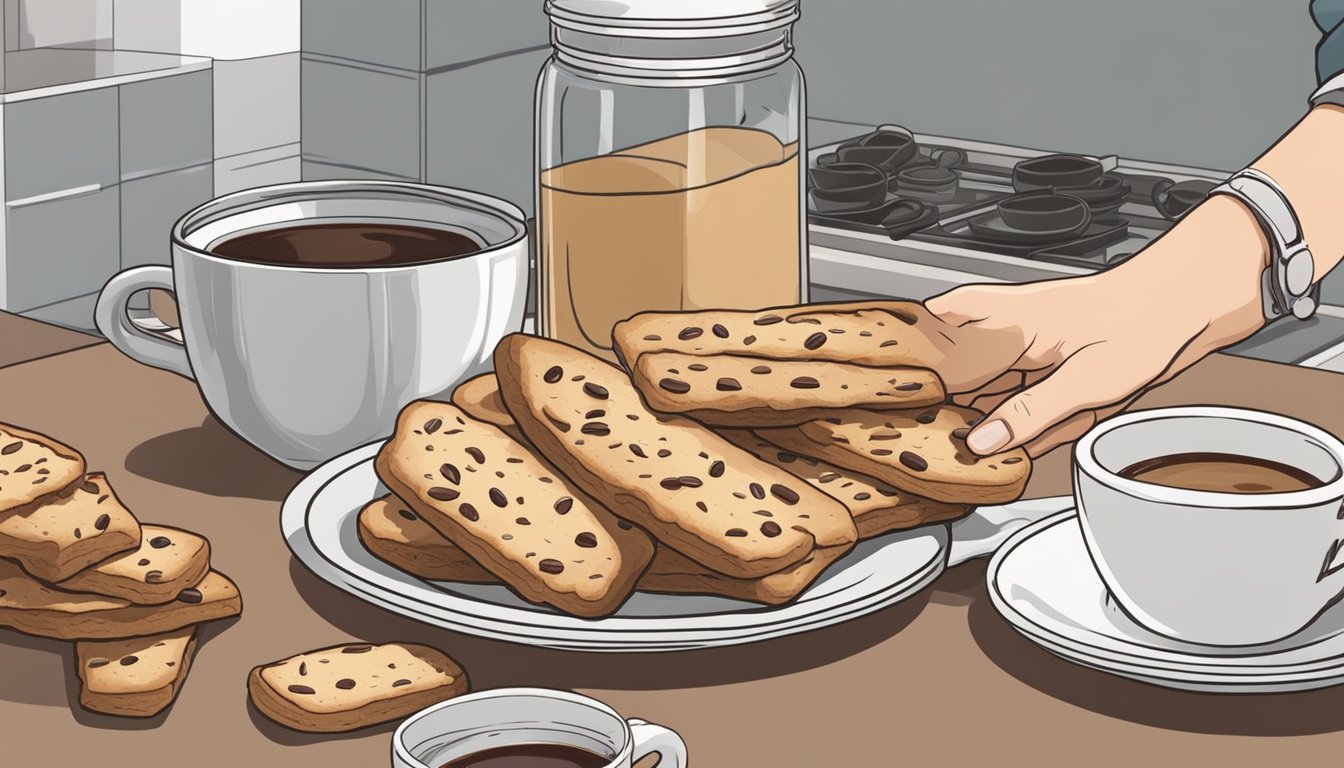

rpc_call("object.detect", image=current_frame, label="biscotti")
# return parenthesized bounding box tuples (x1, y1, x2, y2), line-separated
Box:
(452, 373, 526, 442)
(248, 642, 468, 733)
(357, 495, 495, 583)
(612, 301, 952, 370)
(757, 405, 1031, 504)
(0, 472, 141, 583)
(494, 333, 857, 580)
(59, 525, 210, 605)
(629, 351, 944, 426)
(75, 628, 198, 717)
(0, 422, 86, 516)
(0, 561, 241, 640)
(361, 493, 845, 605)
(718, 429, 970, 537)
(375, 401, 655, 618)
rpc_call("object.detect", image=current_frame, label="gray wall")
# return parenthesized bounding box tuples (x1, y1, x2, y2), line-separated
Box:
(796, 0, 1321, 171)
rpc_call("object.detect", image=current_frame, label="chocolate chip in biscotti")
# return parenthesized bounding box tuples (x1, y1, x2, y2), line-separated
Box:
(753, 405, 1031, 505)
(610, 302, 949, 375)
(0, 423, 86, 519)
(493, 334, 857, 581)
(625, 351, 945, 428)
(58, 524, 210, 606)
(247, 642, 468, 733)
(75, 628, 199, 717)
(0, 469, 142, 584)
(375, 399, 654, 618)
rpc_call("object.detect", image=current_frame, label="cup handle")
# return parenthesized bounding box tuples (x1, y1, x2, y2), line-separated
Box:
(1150, 178, 1175, 219)
(93, 266, 194, 379)
(628, 719, 687, 768)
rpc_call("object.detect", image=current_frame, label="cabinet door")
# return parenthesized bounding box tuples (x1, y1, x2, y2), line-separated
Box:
(121, 164, 214, 269)
(5, 88, 119, 202)
(5, 187, 120, 313)
(120, 70, 214, 178)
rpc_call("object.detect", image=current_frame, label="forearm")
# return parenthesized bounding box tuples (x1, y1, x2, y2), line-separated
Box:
(1105, 105, 1344, 353)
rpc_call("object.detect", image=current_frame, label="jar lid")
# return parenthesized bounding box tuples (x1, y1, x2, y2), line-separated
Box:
(546, 0, 800, 38)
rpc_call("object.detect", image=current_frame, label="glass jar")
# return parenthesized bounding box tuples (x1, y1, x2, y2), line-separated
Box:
(536, 0, 805, 360)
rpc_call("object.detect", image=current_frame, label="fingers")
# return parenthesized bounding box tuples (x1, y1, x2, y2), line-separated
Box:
(924, 283, 1001, 325)
(965, 345, 1156, 455)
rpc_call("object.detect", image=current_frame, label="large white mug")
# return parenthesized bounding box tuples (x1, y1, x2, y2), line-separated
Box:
(392, 687, 686, 768)
(94, 181, 528, 470)
(1074, 406, 1344, 646)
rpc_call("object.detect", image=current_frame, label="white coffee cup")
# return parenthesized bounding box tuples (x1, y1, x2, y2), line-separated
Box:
(94, 181, 528, 470)
(1074, 406, 1344, 647)
(392, 688, 686, 768)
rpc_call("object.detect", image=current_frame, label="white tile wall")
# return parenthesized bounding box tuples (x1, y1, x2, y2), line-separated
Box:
(213, 53, 300, 159)
(12, 0, 112, 50)
(301, 0, 422, 72)
(300, 57, 422, 179)
(215, 146, 301, 195)
(114, 0, 300, 59)
(425, 48, 547, 213)
(424, 0, 549, 70)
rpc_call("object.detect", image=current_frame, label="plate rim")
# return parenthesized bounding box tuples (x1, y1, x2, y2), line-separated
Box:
(281, 440, 950, 651)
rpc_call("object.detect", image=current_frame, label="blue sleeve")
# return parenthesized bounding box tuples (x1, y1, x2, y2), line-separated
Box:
(1313, 0, 1344, 83)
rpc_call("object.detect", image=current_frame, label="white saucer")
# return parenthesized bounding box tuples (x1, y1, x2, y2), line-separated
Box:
(281, 441, 951, 652)
(988, 510, 1344, 692)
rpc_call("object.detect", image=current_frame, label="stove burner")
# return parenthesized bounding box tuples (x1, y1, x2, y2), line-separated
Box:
(807, 162, 887, 213)
(896, 149, 964, 202)
(1151, 178, 1216, 220)
(969, 192, 1092, 243)
(833, 125, 919, 174)
(1013, 154, 1104, 191)
(808, 197, 940, 239)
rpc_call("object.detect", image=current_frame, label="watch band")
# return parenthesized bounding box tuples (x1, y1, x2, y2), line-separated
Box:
(1209, 168, 1318, 321)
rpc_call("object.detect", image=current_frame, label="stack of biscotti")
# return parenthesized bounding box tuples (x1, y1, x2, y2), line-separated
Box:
(371, 333, 863, 616)
(610, 301, 1033, 507)
(0, 423, 242, 718)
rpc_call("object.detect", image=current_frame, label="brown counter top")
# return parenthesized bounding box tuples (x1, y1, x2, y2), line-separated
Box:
(0, 310, 102, 369)
(2, 321, 1343, 767)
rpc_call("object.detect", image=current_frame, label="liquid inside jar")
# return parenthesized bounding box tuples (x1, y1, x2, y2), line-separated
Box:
(540, 126, 801, 360)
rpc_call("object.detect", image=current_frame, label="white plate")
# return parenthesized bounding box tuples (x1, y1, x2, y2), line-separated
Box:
(281, 441, 951, 652)
(988, 510, 1344, 691)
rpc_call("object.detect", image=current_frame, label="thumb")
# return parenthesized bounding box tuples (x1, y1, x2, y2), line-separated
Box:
(965, 345, 1148, 455)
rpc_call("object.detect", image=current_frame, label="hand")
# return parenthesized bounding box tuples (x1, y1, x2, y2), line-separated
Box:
(923, 195, 1270, 457)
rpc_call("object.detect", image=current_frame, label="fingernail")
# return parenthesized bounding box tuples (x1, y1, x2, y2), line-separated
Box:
(968, 419, 1011, 455)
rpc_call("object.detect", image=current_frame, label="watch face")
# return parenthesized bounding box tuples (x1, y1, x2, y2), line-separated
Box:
(1286, 249, 1315, 297)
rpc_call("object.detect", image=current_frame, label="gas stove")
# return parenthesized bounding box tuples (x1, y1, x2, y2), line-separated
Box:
(804, 119, 1344, 368)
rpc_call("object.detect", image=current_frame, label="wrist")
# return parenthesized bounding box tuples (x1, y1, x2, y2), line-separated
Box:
(1112, 194, 1270, 348)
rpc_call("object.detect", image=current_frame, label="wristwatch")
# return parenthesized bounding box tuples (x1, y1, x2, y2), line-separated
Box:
(1208, 167, 1319, 321)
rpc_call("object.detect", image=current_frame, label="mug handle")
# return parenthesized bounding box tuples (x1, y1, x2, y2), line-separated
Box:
(93, 266, 194, 379)
(628, 719, 687, 767)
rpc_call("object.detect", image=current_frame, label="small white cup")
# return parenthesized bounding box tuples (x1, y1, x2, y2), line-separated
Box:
(392, 688, 686, 768)
(1074, 406, 1344, 647)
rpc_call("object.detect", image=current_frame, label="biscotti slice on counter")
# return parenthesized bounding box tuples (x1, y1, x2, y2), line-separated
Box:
(361, 492, 841, 606)
(248, 642, 468, 733)
(611, 300, 952, 370)
(756, 405, 1031, 505)
(59, 525, 210, 605)
(0, 560, 241, 640)
(629, 352, 944, 427)
(358, 495, 497, 583)
(0, 472, 141, 583)
(375, 401, 655, 618)
(494, 333, 857, 580)
(0, 423, 86, 517)
(452, 373, 526, 442)
(718, 429, 970, 537)
(75, 628, 198, 717)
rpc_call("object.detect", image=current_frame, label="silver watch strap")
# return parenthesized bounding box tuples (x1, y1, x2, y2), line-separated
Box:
(1209, 168, 1318, 321)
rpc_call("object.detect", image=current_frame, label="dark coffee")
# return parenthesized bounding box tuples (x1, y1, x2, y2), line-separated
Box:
(438, 743, 611, 768)
(1118, 452, 1323, 494)
(210, 222, 481, 268)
